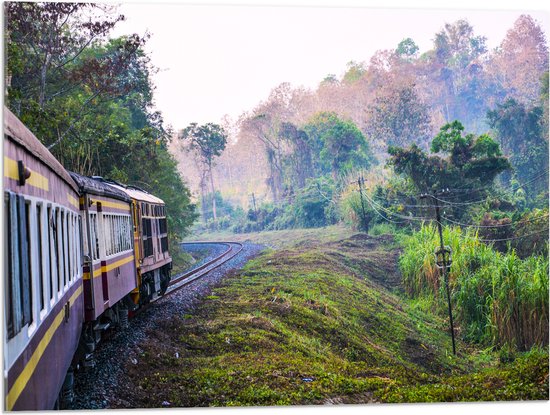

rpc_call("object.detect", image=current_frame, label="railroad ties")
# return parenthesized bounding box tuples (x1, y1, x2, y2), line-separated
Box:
(163, 242, 244, 298)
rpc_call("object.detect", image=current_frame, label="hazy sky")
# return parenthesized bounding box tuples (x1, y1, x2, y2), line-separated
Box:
(111, 0, 549, 133)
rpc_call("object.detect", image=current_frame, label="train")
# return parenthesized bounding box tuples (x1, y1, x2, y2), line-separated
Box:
(3, 107, 173, 410)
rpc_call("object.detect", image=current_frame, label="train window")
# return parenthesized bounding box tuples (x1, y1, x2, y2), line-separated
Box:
(159, 218, 167, 234)
(63, 210, 69, 289)
(55, 208, 62, 294)
(104, 215, 112, 256)
(90, 213, 99, 260)
(78, 216, 83, 272)
(72, 214, 77, 282)
(73, 214, 79, 281)
(102, 214, 132, 257)
(24, 201, 33, 325)
(118, 217, 122, 252)
(159, 217, 168, 253)
(47, 206, 55, 300)
(5, 192, 33, 338)
(68, 213, 73, 284)
(36, 204, 44, 311)
(142, 218, 153, 257)
(58, 209, 65, 291)
(64, 212, 69, 286)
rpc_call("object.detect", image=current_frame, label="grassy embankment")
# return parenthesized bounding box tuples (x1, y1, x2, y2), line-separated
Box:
(117, 226, 548, 407)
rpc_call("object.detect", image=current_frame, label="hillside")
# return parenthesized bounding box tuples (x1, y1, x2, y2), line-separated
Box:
(112, 229, 548, 406)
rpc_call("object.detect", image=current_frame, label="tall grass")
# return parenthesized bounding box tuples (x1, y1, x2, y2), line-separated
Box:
(400, 224, 548, 350)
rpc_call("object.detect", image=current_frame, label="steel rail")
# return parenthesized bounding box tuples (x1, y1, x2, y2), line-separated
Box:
(164, 242, 244, 296)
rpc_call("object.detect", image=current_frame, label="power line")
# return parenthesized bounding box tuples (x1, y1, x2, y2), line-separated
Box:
(362, 191, 430, 223)
(436, 168, 550, 204)
(441, 213, 549, 229)
(362, 192, 409, 225)
(458, 228, 549, 243)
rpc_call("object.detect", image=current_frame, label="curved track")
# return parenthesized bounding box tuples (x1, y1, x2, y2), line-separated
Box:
(164, 242, 244, 296)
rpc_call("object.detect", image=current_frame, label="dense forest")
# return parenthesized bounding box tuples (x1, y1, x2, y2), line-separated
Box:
(4, 2, 198, 247)
(173, 15, 548, 237)
(171, 14, 549, 354)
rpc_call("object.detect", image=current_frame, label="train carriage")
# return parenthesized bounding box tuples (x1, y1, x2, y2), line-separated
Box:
(3, 107, 84, 410)
(106, 183, 172, 305)
(68, 173, 137, 353)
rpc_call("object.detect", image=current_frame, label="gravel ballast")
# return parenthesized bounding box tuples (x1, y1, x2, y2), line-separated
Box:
(72, 242, 264, 409)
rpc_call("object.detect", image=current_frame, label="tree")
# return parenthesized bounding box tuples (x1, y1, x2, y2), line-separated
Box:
(342, 61, 366, 84)
(487, 98, 548, 203)
(396, 38, 419, 59)
(278, 122, 314, 190)
(366, 84, 433, 151)
(489, 15, 549, 105)
(291, 177, 337, 228)
(239, 83, 312, 203)
(5, 2, 124, 109)
(423, 19, 490, 130)
(5, 2, 197, 240)
(179, 123, 228, 222)
(304, 112, 375, 179)
(388, 120, 511, 193)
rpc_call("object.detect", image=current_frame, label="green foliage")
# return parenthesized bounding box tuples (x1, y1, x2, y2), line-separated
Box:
(396, 38, 419, 58)
(200, 191, 239, 222)
(400, 224, 549, 349)
(487, 98, 549, 205)
(119, 233, 548, 407)
(389, 121, 511, 193)
(342, 61, 366, 83)
(367, 85, 433, 150)
(5, 2, 197, 240)
(169, 240, 195, 276)
(179, 123, 228, 162)
(381, 348, 548, 402)
(304, 112, 375, 179)
(229, 177, 338, 233)
(291, 177, 338, 228)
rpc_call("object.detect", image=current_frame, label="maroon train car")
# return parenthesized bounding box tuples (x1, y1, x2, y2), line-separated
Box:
(68, 173, 137, 353)
(3, 107, 84, 410)
(107, 183, 172, 305)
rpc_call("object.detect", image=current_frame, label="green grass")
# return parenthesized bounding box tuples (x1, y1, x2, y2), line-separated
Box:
(169, 240, 195, 275)
(116, 232, 548, 408)
(185, 224, 357, 250)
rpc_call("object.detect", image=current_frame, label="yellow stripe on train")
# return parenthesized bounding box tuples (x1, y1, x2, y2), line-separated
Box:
(4, 157, 49, 191)
(91, 198, 130, 211)
(6, 286, 83, 410)
(67, 194, 79, 209)
(82, 255, 134, 280)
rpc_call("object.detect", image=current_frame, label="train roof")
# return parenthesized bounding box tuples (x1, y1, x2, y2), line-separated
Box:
(107, 182, 165, 205)
(3, 107, 79, 194)
(68, 172, 132, 203)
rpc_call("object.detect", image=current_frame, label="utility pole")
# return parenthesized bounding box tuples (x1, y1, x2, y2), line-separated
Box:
(421, 190, 456, 355)
(357, 176, 368, 233)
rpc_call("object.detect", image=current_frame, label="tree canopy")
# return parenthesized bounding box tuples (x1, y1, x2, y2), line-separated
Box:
(5, 2, 197, 238)
(388, 120, 511, 192)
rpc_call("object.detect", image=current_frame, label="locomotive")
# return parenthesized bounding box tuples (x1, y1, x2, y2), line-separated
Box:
(3, 107, 172, 410)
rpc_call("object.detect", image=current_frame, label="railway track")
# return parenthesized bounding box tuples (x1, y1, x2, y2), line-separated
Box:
(164, 242, 244, 297)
